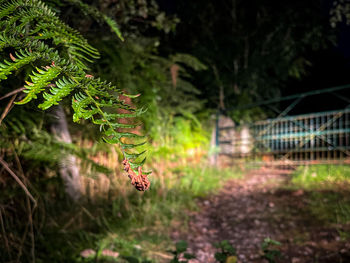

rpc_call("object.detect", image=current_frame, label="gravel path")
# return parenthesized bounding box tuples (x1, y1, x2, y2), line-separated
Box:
(172, 168, 350, 263)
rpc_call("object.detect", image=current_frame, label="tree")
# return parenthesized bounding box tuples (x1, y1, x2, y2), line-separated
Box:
(163, 0, 335, 121)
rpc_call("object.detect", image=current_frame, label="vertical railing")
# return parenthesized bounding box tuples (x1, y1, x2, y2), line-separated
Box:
(251, 109, 350, 161)
(216, 109, 350, 163)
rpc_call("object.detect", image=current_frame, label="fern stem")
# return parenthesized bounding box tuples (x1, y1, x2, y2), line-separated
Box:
(68, 74, 126, 157)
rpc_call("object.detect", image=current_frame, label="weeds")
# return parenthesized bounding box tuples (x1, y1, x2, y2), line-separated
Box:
(291, 165, 350, 190)
(0, 157, 242, 262)
(288, 165, 350, 243)
(168, 241, 195, 263)
(260, 238, 282, 263)
(214, 240, 237, 263)
(289, 165, 350, 225)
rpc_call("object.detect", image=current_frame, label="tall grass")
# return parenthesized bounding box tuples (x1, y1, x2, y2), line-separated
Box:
(0, 138, 242, 263)
(75, 163, 241, 262)
(95, 164, 242, 262)
(291, 165, 350, 189)
(289, 165, 350, 236)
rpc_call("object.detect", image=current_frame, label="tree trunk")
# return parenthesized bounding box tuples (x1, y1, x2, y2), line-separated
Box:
(50, 105, 82, 201)
(212, 65, 225, 110)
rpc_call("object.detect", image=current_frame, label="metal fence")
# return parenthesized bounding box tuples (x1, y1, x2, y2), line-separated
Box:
(217, 108, 350, 163)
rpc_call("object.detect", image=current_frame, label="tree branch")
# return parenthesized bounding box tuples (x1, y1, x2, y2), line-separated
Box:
(0, 94, 17, 125)
(0, 157, 37, 206)
(0, 87, 25, 101)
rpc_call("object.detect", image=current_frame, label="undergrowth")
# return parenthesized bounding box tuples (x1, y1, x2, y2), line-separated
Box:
(289, 165, 350, 239)
(0, 161, 242, 263)
(291, 165, 350, 189)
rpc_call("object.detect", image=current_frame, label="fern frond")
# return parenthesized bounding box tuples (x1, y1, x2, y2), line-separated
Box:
(0, 50, 38, 80)
(39, 77, 78, 110)
(0, 0, 150, 178)
(0, 1, 17, 20)
(72, 92, 94, 122)
(64, 0, 124, 41)
(124, 150, 147, 160)
(17, 65, 62, 104)
(120, 141, 147, 149)
(111, 132, 145, 139)
(104, 109, 147, 119)
(0, 0, 100, 67)
(93, 120, 140, 129)
(0, 33, 12, 50)
(103, 15, 124, 41)
(129, 157, 147, 170)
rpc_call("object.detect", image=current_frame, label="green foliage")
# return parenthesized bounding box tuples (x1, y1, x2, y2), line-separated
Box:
(60, 0, 179, 39)
(170, 53, 207, 72)
(287, 165, 350, 244)
(40, 77, 77, 109)
(304, 191, 350, 225)
(0, 50, 37, 80)
(172, 166, 241, 198)
(261, 238, 282, 263)
(0, 107, 111, 173)
(169, 241, 195, 263)
(288, 165, 350, 225)
(19, 164, 240, 262)
(0, 0, 147, 169)
(166, 0, 335, 119)
(291, 165, 350, 189)
(19, 65, 62, 104)
(92, 37, 209, 157)
(64, 0, 124, 41)
(330, 0, 350, 28)
(214, 240, 237, 263)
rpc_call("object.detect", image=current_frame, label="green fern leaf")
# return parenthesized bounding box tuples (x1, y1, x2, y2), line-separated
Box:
(64, 0, 124, 41)
(129, 157, 147, 170)
(0, 2, 17, 20)
(0, 50, 38, 80)
(117, 132, 145, 139)
(94, 119, 141, 129)
(102, 109, 147, 119)
(122, 92, 141, 99)
(17, 65, 62, 104)
(120, 141, 147, 149)
(124, 150, 147, 160)
(102, 137, 119, 144)
(103, 15, 124, 41)
(0, 0, 149, 175)
(72, 92, 95, 122)
(39, 77, 78, 109)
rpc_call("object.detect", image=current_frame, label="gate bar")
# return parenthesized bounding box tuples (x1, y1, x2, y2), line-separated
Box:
(224, 84, 350, 111)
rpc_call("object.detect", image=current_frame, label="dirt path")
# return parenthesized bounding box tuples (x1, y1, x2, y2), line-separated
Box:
(172, 168, 350, 263)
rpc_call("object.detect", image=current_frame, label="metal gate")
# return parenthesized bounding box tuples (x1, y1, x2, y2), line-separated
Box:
(215, 85, 350, 165)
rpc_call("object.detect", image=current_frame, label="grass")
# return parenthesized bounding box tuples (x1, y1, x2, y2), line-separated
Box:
(291, 165, 350, 190)
(1, 158, 242, 263)
(102, 164, 243, 262)
(288, 165, 350, 234)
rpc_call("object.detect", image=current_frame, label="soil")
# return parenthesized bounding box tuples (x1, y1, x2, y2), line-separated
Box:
(171, 167, 350, 263)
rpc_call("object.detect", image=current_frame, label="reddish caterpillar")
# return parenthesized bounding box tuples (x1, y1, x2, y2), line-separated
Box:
(122, 159, 150, 191)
